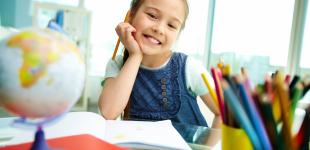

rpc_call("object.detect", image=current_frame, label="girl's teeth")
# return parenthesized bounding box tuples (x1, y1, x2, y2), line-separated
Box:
(148, 36, 159, 44)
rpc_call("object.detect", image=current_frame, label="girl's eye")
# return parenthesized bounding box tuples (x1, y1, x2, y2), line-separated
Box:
(168, 24, 177, 29)
(147, 13, 157, 19)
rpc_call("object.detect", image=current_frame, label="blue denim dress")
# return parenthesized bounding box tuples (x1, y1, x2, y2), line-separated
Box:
(128, 52, 208, 127)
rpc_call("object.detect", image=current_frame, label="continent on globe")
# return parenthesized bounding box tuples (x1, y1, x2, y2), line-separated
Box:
(0, 28, 85, 118)
(7, 30, 82, 88)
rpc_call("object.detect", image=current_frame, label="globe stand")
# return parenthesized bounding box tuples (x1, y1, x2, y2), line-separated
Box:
(31, 126, 50, 150)
(12, 116, 64, 150)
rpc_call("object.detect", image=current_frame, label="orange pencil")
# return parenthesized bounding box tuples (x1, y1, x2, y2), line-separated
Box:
(112, 11, 131, 60)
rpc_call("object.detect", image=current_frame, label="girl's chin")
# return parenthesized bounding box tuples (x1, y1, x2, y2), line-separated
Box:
(140, 46, 160, 54)
(141, 50, 156, 56)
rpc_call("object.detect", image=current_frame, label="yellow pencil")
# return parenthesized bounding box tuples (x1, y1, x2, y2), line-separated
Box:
(201, 73, 218, 108)
(112, 11, 131, 60)
(274, 72, 295, 150)
(222, 64, 231, 76)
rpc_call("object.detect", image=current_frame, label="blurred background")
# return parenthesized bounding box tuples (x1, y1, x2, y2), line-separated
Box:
(0, 0, 309, 123)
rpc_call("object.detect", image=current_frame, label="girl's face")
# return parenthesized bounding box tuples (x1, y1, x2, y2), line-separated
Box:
(130, 0, 186, 56)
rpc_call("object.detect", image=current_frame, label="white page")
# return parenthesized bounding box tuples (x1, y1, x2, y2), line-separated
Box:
(1, 112, 191, 149)
(2, 112, 107, 145)
(105, 120, 191, 150)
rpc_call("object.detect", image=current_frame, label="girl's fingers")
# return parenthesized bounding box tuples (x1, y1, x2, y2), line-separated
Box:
(125, 26, 136, 42)
(115, 23, 125, 37)
(115, 22, 141, 55)
(115, 23, 136, 43)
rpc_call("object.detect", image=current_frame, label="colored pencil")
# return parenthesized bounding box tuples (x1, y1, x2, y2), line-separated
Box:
(211, 67, 226, 123)
(201, 73, 218, 108)
(295, 106, 310, 150)
(274, 73, 295, 149)
(290, 83, 303, 120)
(256, 95, 284, 150)
(241, 67, 252, 95)
(289, 75, 300, 93)
(285, 74, 291, 85)
(236, 76, 272, 150)
(222, 80, 263, 150)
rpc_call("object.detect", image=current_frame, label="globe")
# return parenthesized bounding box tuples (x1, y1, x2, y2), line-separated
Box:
(0, 28, 85, 119)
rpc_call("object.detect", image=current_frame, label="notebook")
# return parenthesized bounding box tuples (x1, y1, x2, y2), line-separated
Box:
(0, 112, 191, 150)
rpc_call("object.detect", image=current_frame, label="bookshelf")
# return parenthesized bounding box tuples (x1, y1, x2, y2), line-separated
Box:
(32, 2, 92, 111)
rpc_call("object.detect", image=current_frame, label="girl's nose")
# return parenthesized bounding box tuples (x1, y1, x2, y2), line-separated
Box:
(152, 23, 164, 35)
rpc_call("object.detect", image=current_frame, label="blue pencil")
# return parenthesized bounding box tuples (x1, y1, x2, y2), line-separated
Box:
(237, 80, 272, 150)
(222, 80, 263, 150)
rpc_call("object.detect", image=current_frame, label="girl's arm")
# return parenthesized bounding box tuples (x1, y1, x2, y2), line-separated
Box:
(199, 94, 222, 128)
(200, 94, 222, 147)
(98, 23, 143, 120)
(99, 54, 142, 120)
(185, 57, 221, 127)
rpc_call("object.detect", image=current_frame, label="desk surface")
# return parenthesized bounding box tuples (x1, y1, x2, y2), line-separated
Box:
(172, 122, 221, 149)
(122, 117, 222, 149)
(0, 112, 221, 150)
(0, 110, 307, 150)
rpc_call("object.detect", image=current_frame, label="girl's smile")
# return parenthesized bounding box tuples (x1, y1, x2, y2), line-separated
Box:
(142, 34, 162, 45)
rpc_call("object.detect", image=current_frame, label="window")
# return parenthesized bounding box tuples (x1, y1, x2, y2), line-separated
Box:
(210, 0, 295, 84)
(84, 0, 131, 76)
(299, 1, 310, 78)
(300, 2, 310, 68)
(175, 1, 210, 61)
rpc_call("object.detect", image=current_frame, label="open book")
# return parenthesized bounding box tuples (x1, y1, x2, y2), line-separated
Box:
(0, 112, 191, 150)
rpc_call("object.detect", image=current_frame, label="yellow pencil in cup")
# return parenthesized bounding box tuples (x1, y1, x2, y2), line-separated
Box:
(274, 72, 296, 150)
(201, 73, 218, 108)
(112, 11, 131, 60)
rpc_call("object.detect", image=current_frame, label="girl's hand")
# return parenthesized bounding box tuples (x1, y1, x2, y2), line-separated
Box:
(115, 22, 142, 57)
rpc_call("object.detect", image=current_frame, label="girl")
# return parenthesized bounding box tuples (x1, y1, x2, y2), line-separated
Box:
(99, 0, 221, 128)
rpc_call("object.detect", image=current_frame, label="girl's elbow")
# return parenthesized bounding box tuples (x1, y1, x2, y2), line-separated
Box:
(98, 103, 121, 120)
(99, 109, 119, 120)
(101, 113, 117, 120)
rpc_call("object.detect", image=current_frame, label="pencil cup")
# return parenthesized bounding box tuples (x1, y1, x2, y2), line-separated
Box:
(222, 124, 253, 150)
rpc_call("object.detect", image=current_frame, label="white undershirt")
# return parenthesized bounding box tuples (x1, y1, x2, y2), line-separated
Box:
(104, 54, 214, 96)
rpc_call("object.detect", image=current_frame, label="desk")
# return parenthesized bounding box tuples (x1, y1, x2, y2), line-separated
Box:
(122, 118, 222, 149)
(0, 110, 305, 149)
(0, 112, 220, 150)
(1, 110, 306, 150)
(172, 122, 221, 149)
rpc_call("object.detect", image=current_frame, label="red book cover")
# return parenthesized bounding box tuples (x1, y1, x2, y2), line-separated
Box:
(0, 134, 127, 150)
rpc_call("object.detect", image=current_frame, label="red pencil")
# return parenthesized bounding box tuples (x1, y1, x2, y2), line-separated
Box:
(211, 67, 226, 124)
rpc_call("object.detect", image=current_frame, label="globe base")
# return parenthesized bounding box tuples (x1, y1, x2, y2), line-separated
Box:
(31, 127, 50, 150)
